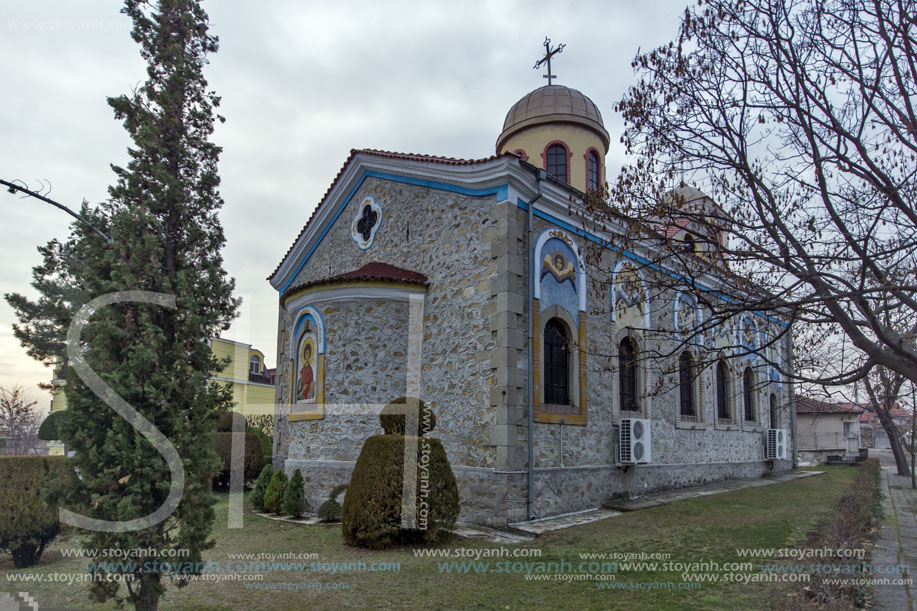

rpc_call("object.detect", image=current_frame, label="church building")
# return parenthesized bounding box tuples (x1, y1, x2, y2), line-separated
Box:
(268, 72, 795, 526)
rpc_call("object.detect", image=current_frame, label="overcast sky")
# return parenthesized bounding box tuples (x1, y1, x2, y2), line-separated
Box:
(0, 0, 688, 410)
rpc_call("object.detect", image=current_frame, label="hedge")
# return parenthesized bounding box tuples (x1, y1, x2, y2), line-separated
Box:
(215, 410, 271, 463)
(211, 432, 264, 488)
(0, 456, 73, 568)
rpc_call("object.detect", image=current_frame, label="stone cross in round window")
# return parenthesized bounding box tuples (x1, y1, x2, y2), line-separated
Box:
(350, 196, 382, 250)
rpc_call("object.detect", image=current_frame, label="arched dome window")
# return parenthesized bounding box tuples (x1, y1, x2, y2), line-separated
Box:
(546, 144, 568, 183)
(587, 149, 600, 191)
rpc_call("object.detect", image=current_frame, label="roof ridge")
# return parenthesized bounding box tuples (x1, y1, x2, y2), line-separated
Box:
(268, 150, 514, 283)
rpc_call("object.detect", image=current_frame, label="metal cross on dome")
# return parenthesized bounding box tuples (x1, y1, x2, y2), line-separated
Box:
(533, 37, 565, 85)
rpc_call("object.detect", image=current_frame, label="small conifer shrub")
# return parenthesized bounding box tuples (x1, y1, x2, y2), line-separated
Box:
(317, 484, 347, 522)
(250, 464, 273, 511)
(263, 469, 288, 515)
(282, 469, 308, 519)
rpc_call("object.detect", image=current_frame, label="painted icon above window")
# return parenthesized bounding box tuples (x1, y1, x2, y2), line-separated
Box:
(351, 196, 382, 250)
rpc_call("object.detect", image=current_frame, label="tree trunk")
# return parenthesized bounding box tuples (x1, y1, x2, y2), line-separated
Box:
(135, 575, 160, 611)
(877, 409, 912, 476)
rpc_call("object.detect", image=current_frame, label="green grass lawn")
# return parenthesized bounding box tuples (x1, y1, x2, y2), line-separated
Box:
(2, 466, 857, 610)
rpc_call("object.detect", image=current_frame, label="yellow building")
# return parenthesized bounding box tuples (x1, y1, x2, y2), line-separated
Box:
(208, 337, 276, 434)
(45, 337, 276, 455)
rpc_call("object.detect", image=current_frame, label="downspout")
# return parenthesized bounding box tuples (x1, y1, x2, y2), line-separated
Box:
(527, 169, 546, 520)
(786, 328, 798, 468)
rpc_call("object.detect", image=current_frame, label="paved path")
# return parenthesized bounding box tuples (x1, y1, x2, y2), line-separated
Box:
(872, 449, 916, 611)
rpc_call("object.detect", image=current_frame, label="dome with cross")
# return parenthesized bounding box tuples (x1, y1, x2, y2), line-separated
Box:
(497, 85, 609, 154)
(496, 83, 609, 193)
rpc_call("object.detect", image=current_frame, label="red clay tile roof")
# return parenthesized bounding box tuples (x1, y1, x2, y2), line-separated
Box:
(268, 149, 512, 283)
(859, 406, 912, 423)
(281, 262, 428, 300)
(796, 396, 864, 415)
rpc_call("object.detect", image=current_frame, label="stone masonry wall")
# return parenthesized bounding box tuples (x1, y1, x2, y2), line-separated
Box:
(273, 170, 796, 525)
(275, 178, 499, 478)
(286, 299, 408, 463)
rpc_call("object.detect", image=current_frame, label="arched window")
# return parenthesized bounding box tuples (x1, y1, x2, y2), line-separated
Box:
(743, 367, 756, 421)
(716, 361, 730, 421)
(586, 150, 600, 191)
(619, 337, 638, 412)
(250, 355, 260, 374)
(769, 394, 777, 429)
(544, 319, 569, 405)
(546, 144, 568, 183)
(679, 351, 695, 417)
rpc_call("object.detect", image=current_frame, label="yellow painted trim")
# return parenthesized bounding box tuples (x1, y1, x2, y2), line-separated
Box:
(281, 280, 426, 306)
(290, 412, 323, 422)
(534, 412, 587, 426)
(532, 298, 588, 426)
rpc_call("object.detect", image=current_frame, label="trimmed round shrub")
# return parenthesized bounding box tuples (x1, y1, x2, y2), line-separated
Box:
(215, 411, 272, 464)
(263, 469, 288, 514)
(211, 432, 265, 488)
(250, 464, 273, 512)
(342, 435, 459, 548)
(215, 410, 247, 432)
(37, 411, 67, 441)
(317, 484, 347, 522)
(282, 469, 308, 518)
(0, 456, 73, 568)
(379, 397, 436, 436)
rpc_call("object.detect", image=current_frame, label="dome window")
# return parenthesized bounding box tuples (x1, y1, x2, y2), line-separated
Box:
(546, 144, 568, 183)
(587, 150, 601, 191)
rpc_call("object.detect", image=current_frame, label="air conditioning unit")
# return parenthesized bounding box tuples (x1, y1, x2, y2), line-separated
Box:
(766, 428, 787, 460)
(618, 418, 652, 464)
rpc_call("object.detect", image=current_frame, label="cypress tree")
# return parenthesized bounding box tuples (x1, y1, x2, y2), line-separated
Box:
(24, 1, 239, 609)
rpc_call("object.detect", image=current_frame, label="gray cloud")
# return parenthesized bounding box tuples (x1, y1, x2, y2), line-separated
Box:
(0, 0, 687, 392)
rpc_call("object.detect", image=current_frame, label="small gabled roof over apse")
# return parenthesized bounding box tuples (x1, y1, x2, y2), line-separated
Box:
(282, 262, 428, 301)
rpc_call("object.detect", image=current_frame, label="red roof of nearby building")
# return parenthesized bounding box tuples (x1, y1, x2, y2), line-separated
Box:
(795, 396, 864, 415)
(860, 406, 912, 424)
(268, 149, 511, 283)
(282, 262, 428, 300)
